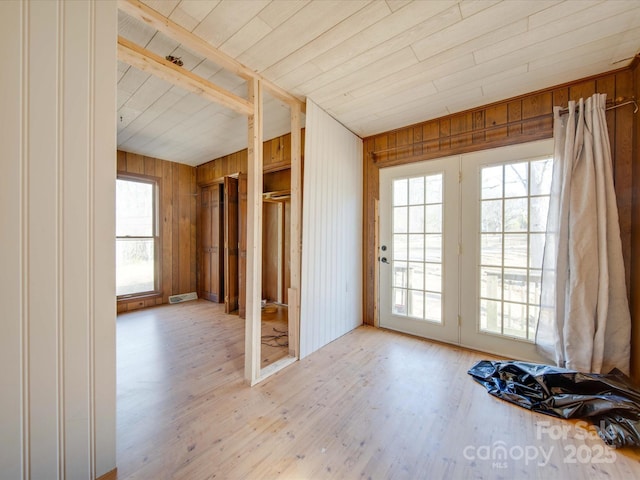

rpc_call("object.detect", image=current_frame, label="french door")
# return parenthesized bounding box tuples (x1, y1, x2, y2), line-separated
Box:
(379, 156, 460, 344)
(379, 140, 553, 361)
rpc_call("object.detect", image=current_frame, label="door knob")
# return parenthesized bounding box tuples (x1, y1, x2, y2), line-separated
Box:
(380, 257, 389, 264)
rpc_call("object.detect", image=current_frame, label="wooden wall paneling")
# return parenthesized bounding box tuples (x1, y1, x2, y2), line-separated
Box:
(162, 159, 174, 304)
(423, 121, 439, 155)
(127, 152, 144, 174)
(179, 164, 194, 294)
(412, 125, 423, 157)
(439, 118, 451, 151)
(264, 169, 291, 193)
(521, 92, 552, 134)
(284, 199, 291, 305)
(263, 140, 273, 169)
(224, 176, 240, 313)
(507, 100, 522, 136)
(144, 155, 155, 176)
(484, 104, 508, 143)
(631, 61, 640, 384)
(117, 150, 127, 171)
(172, 162, 180, 296)
(472, 110, 485, 144)
(568, 79, 596, 102)
(597, 75, 617, 153)
(239, 173, 248, 318)
(614, 70, 634, 299)
(200, 186, 213, 300)
(262, 202, 279, 302)
(190, 167, 198, 293)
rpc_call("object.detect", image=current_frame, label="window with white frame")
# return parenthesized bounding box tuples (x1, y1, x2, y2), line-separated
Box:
(116, 176, 160, 298)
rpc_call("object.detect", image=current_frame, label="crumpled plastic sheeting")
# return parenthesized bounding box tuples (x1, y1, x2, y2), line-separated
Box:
(468, 360, 640, 448)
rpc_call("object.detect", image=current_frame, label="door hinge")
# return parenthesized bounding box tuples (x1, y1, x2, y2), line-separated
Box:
(457, 315, 462, 326)
(458, 171, 462, 183)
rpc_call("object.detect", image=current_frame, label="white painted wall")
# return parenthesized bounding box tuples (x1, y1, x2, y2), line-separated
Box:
(0, 1, 117, 478)
(300, 100, 363, 358)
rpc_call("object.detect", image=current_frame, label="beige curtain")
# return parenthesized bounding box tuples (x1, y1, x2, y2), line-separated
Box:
(536, 93, 631, 374)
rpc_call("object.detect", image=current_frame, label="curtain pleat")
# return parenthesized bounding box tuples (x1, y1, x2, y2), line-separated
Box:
(536, 93, 630, 374)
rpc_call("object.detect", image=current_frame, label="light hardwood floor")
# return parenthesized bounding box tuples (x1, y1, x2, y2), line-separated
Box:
(116, 300, 640, 479)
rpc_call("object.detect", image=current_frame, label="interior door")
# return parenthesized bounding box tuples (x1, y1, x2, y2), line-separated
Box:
(379, 157, 460, 345)
(238, 173, 247, 318)
(201, 184, 224, 303)
(224, 176, 239, 313)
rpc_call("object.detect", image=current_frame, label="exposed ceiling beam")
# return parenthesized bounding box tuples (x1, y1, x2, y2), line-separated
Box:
(118, 0, 306, 113)
(117, 35, 253, 116)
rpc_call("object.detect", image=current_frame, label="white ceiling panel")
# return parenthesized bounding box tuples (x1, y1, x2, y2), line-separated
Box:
(117, 0, 640, 166)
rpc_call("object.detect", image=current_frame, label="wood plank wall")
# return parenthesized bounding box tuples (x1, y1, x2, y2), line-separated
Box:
(117, 150, 197, 312)
(196, 131, 305, 185)
(363, 68, 638, 380)
(196, 132, 304, 304)
(632, 61, 640, 385)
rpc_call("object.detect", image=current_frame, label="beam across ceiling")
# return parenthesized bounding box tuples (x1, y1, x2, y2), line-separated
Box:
(117, 36, 253, 116)
(118, 0, 306, 112)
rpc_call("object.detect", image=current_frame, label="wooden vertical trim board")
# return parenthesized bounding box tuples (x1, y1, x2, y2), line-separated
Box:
(277, 202, 284, 304)
(288, 102, 302, 358)
(245, 79, 263, 384)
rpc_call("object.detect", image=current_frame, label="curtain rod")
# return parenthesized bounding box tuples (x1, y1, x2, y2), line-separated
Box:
(558, 96, 638, 115)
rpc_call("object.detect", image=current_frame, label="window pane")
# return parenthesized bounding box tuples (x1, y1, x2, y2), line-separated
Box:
(408, 234, 424, 262)
(425, 293, 441, 323)
(116, 179, 153, 237)
(480, 267, 502, 299)
(503, 234, 527, 268)
(394, 206, 408, 233)
(393, 288, 407, 316)
(425, 234, 442, 263)
(481, 200, 502, 232)
(408, 205, 424, 233)
(480, 299, 501, 334)
(504, 162, 528, 197)
(116, 239, 155, 296)
(480, 234, 502, 266)
(530, 158, 553, 195)
(425, 263, 442, 293)
(504, 198, 527, 232)
(394, 179, 408, 206)
(393, 262, 408, 288)
(393, 234, 408, 261)
(529, 233, 546, 269)
(503, 302, 527, 339)
(530, 197, 549, 232)
(408, 290, 424, 319)
(425, 174, 442, 203)
(408, 177, 424, 205)
(425, 204, 442, 233)
(408, 262, 424, 290)
(503, 268, 527, 303)
(481, 165, 502, 199)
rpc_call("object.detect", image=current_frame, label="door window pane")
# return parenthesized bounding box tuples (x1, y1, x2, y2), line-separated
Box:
(392, 173, 443, 323)
(477, 158, 552, 340)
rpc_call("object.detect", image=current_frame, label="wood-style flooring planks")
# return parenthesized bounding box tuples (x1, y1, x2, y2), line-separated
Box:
(116, 300, 640, 479)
